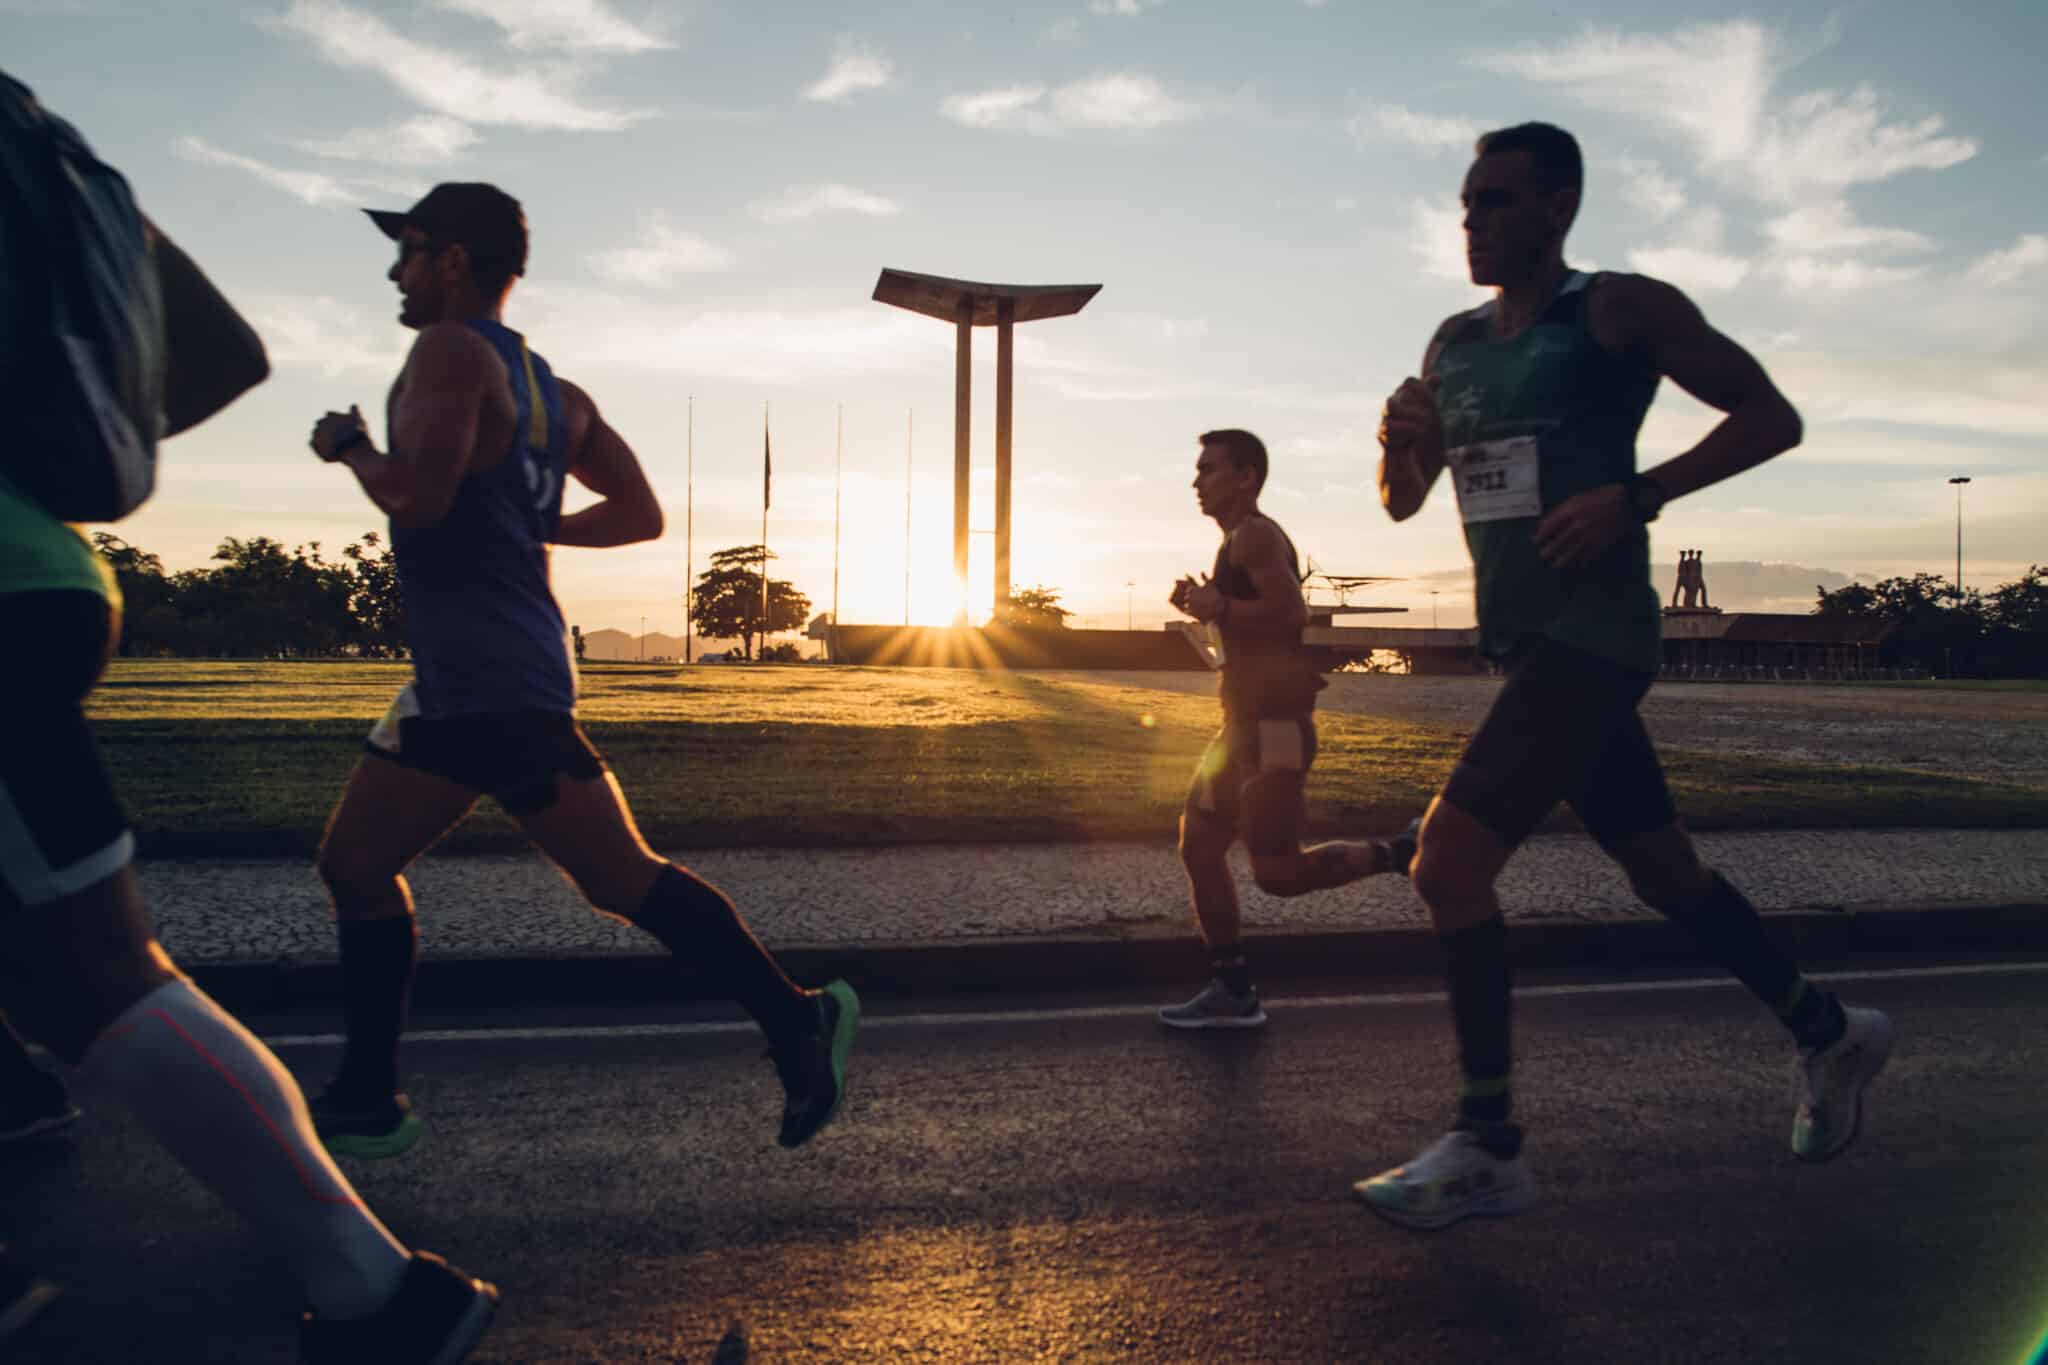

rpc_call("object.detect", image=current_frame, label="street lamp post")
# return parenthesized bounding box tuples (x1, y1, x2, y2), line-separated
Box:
(1947, 476, 1971, 594)
(1430, 590, 1439, 630)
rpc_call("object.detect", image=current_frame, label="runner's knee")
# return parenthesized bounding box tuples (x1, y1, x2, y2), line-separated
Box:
(1178, 813, 1229, 870)
(1249, 854, 1309, 898)
(1628, 860, 1716, 914)
(314, 839, 407, 917)
(570, 854, 668, 917)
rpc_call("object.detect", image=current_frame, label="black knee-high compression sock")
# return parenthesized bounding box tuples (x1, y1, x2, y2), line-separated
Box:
(1659, 872, 1844, 1049)
(0, 1020, 63, 1107)
(630, 865, 815, 1045)
(1442, 917, 1516, 1145)
(333, 916, 417, 1101)
(1209, 944, 1253, 998)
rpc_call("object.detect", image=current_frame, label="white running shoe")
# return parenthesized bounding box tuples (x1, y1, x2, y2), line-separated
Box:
(1157, 978, 1266, 1030)
(1791, 1005, 1893, 1162)
(1352, 1129, 1537, 1230)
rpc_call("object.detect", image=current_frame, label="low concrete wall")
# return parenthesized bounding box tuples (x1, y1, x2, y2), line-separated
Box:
(832, 624, 1210, 670)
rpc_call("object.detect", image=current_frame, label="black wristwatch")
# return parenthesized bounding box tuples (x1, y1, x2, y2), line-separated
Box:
(1624, 474, 1666, 524)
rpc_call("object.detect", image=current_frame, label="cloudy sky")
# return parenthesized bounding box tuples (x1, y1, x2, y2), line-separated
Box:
(6, 0, 2041, 633)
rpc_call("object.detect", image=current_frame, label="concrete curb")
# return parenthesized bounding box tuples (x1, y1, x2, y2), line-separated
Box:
(187, 902, 2048, 1014)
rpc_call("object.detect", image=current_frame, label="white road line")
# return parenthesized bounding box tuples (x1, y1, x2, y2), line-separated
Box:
(257, 958, 2048, 1048)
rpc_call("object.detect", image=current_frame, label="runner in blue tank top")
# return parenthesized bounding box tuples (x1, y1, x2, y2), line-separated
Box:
(306, 184, 858, 1160)
(1354, 124, 1891, 1231)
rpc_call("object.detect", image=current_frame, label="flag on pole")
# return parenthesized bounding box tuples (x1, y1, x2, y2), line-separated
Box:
(762, 419, 772, 511)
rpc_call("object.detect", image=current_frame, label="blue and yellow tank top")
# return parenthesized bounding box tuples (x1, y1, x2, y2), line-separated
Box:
(1429, 271, 1663, 673)
(391, 318, 574, 715)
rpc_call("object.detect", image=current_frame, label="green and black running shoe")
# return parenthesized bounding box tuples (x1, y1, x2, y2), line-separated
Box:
(310, 1089, 424, 1160)
(770, 980, 860, 1149)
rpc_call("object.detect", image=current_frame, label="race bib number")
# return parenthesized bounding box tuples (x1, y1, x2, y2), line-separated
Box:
(1448, 437, 1541, 525)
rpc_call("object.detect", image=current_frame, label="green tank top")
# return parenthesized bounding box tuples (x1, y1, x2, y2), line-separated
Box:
(0, 197, 117, 606)
(0, 468, 120, 605)
(1429, 271, 1662, 673)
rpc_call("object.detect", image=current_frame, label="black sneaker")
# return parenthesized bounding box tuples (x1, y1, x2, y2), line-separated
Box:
(299, 1250, 496, 1365)
(0, 1073, 81, 1146)
(768, 981, 861, 1149)
(0, 1249, 60, 1341)
(309, 1089, 424, 1160)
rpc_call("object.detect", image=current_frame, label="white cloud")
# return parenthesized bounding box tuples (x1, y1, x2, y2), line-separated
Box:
(1041, 17, 1083, 42)
(1406, 196, 1478, 288)
(292, 115, 480, 166)
(1966, 233, 2048, 286)
(1090, 0, 1164, 13)
(516, 289, 936, 383)
(1612, 156, 1685, 221)
(1471, 22, 1976, 203)
(241, 292, 408, 378)
(1770, 256, 1923, 294)
(942, 73, 1198, 133)
(1055, 73, 1197, 128)
(1771, 349, 2048, 442)
(749, 183, 902, 225)
(1350, 104, 1480, 152)
(942, 85, 1050, 131)
(432, 0, 674, 53)
(1629, 245, 1752, 295)
(805, 42, 893, 103)
(1764, 200, 1931, 255)
(272, 0, 648, 132)
(587, 219, 734, 286)
(1628, 206, 1752, 294)
(175, 135, 423, 207)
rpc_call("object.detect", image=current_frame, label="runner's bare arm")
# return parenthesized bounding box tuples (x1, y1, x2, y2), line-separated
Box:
(553, 380, 663, 547)
(1596, 273, 1803, 501)
(1377, 322, 1455, 521)
(1226, 519, 1310, 631)
(148, 219, 269, 437)
(320, 323, 492, 527)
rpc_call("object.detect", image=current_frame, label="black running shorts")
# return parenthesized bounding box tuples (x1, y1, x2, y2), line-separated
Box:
(364, 685, 608, 815)
(1183, 712, 1317, 856)
(1441, 635, 1678, 851)
(0, 591, 132, 915)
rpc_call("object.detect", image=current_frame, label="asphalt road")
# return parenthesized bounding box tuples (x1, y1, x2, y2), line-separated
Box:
(8, 958, 2048, 1364)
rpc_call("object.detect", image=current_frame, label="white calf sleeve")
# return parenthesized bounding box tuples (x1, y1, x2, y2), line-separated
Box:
(80, 979, 409, 1318)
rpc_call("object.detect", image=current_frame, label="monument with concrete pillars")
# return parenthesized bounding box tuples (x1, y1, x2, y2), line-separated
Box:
(872, 268, 1101, 624)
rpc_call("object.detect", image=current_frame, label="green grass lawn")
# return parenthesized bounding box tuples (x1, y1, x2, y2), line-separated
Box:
(88, 660, 2048, 856)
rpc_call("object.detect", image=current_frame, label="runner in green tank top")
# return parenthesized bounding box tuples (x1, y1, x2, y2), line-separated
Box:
(1352, 122, 1893, 1231)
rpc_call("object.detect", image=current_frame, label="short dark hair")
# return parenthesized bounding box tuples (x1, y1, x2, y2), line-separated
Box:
(1474, 122, 1583, 195)
(1200, 428, 1268, 493)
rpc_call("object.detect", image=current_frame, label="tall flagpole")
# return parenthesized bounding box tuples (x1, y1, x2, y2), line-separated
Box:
(760, 401, 770, 659)
(903, 408, 912, 626)
(831, 403, 842, 663)
(685, 396, 693, 664)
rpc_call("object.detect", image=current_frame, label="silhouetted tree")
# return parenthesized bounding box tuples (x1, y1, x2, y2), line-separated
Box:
(994, 585, 1071, 629)
(691, 545, 810, 660)
(342, 532, 406, 658)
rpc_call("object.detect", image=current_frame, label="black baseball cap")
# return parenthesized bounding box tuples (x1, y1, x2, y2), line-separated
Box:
(363, 182, 528, 278)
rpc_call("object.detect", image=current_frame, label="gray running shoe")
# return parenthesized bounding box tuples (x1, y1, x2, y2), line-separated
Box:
(1353, 1129, 1538, 1230)
(1158, 978, 1266, 1030)
(1792, 1005, 1893, 1162)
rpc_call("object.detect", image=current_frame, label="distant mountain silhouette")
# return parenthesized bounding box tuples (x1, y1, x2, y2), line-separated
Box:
(576, 627, 805, 661)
